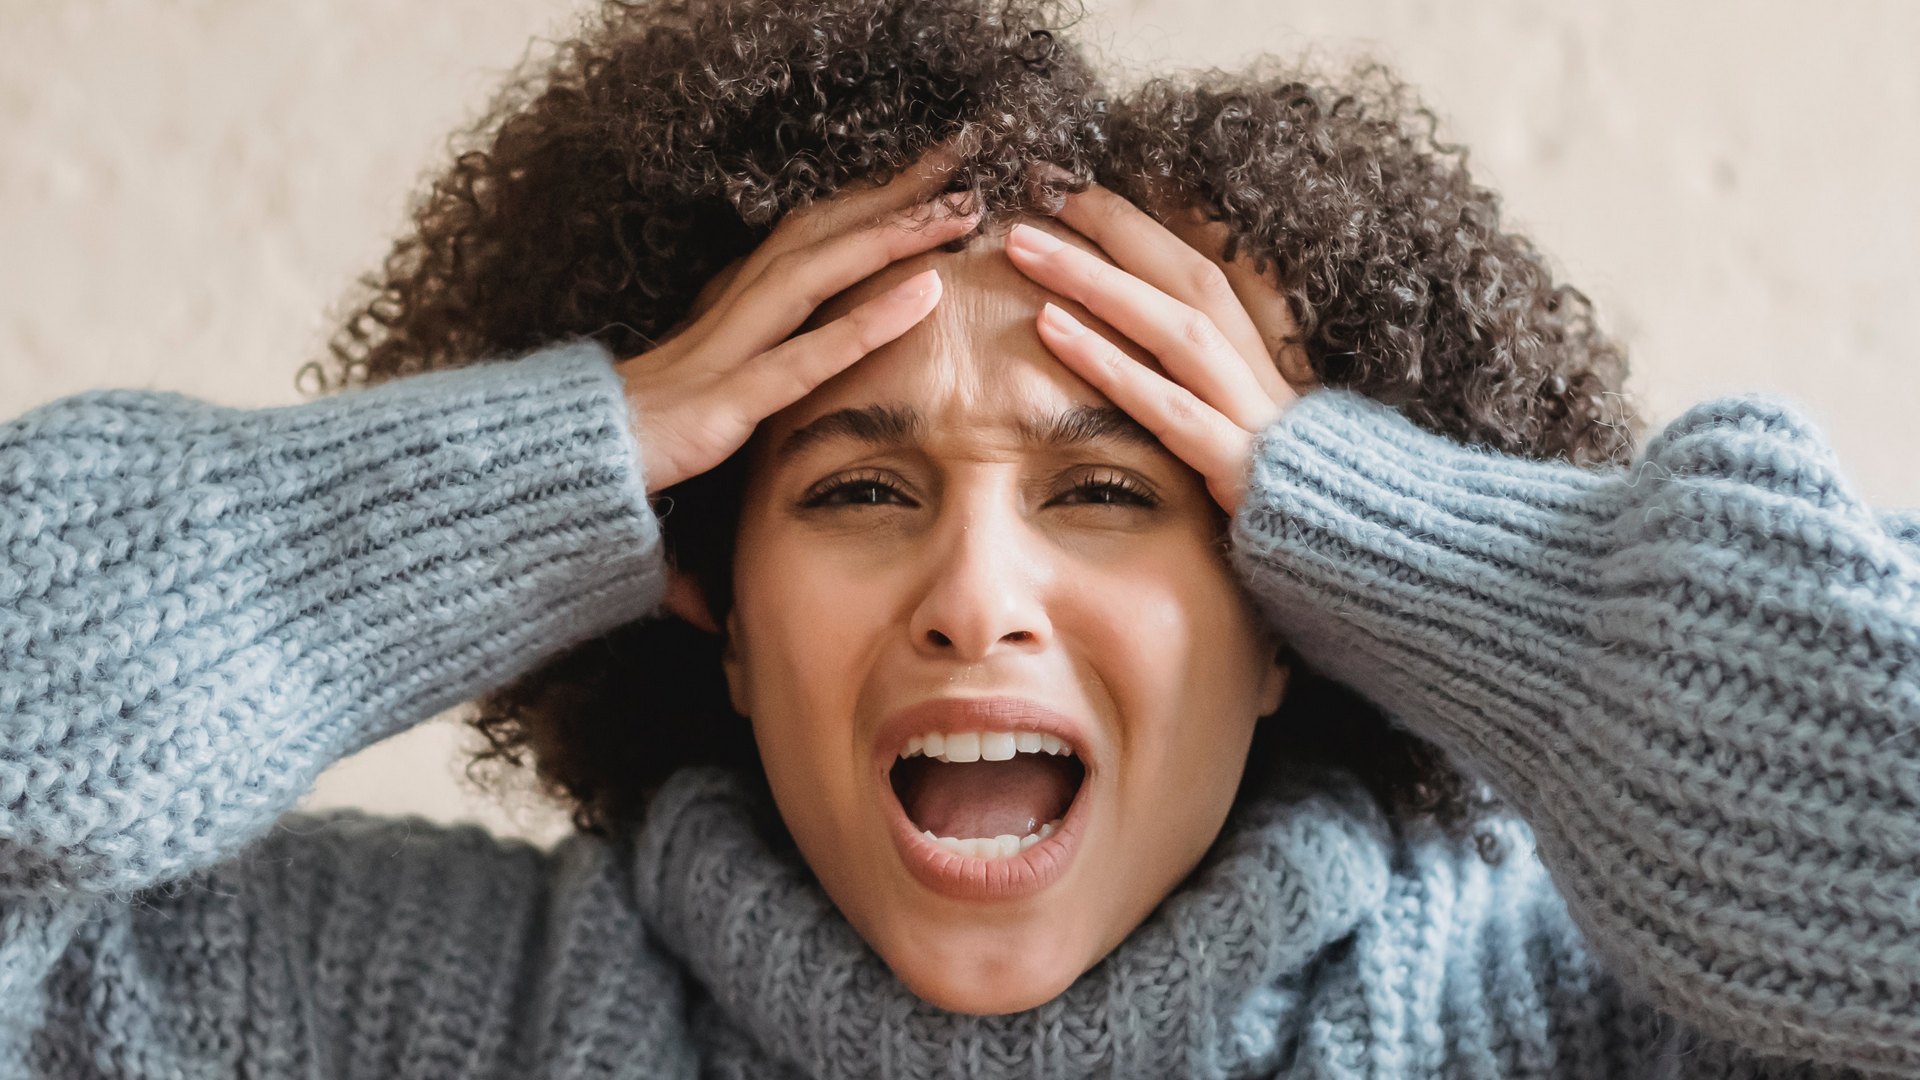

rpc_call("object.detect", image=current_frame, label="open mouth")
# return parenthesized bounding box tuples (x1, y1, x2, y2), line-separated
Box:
(888, 733, 1087, 859)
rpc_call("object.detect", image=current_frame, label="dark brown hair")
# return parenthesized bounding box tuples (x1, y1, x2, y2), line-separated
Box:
(303, 0, 1641, 859)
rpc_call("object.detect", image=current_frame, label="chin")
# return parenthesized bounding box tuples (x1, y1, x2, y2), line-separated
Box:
(893, 961, 1081, 1016)
(875, 922, 1089, 1015)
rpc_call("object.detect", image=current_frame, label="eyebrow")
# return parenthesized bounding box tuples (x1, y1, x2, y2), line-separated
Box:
(773, 403, 1164, 464)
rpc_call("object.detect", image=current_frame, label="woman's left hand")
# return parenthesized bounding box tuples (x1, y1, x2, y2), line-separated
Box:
(1003, 183, 1311, 516)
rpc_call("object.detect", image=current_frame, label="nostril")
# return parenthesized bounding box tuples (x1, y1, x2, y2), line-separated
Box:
(925, 629, 1038, 648)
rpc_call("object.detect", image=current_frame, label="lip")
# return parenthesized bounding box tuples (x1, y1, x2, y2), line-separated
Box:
(875, 696, 1097, 903)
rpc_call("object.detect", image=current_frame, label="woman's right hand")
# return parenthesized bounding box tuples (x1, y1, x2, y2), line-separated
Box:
(615, 144, 984, 494)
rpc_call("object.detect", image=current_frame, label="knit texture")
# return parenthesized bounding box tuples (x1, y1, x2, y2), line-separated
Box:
(2, 340, 1915, 1078)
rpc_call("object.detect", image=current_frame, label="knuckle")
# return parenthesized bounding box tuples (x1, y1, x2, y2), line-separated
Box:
(800, 280, 837, 312)
(1165, 387, 1203, 423)
(1181, 311, 1223, 351)
(756, 340, 817, 397)
(775, 351, 820, 399)
(845, 303, 896, 352)
(1184, 259, 1236, 307)
(720, 256, 769, 299)
(763, 247, 805, 283)
(769, 250, 836, 311)
(783, 210, 837, 247)
(766, 211, 812, 248)
(850, 204, 894, 234)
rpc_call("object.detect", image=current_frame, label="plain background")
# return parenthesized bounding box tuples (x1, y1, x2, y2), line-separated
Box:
(5, 0, 1916, 846)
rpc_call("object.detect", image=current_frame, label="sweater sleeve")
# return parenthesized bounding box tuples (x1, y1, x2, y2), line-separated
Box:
(0, 339, 669, 901)
(1228, 388, 1920, 1077)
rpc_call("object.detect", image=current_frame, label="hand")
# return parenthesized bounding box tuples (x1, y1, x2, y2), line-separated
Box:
(1002, 182, 1313, 516)
(614, 141, 983, 494)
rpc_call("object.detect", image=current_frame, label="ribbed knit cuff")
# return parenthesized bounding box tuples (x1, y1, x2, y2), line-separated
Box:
(1226, 388, 1624, 808)
(1230, 388, 1920, 1074)
(261, 340, 670, 765)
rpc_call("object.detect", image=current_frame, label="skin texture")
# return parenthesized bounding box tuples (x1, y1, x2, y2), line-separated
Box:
(683, 215, 1289, 1013)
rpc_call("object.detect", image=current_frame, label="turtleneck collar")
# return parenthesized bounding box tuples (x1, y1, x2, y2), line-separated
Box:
(628, 763, 1398, 1080)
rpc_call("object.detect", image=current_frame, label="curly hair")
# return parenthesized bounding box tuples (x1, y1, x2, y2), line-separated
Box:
(302, 0, 1642, 860)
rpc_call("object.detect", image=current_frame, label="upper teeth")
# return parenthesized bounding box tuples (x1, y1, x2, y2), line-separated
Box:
(901, 730, 1074, 763)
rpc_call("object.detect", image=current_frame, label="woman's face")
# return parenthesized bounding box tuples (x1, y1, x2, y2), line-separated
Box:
(714, 214, 1289, 1015)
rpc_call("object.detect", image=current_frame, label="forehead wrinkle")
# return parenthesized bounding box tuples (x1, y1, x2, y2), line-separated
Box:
(851, 266, 1122, 465)
(765, 216, 1171, 469)
(775, 281, 1164, 465)
(921, 264, 1049, 416)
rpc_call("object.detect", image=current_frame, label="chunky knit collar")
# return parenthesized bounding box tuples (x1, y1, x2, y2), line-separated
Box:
(628, 763, 1398, 1080)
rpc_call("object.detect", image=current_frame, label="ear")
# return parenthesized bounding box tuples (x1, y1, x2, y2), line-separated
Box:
(721, 604, 748, 718)
(663, 567, 751, 717)
(1257, 642, 1291, 718)
(660, 566, 720, 635)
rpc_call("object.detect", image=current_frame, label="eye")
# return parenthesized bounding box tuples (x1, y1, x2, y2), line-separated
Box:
(798, 469, 1160, 510)
(1054, 469, 1159, 507)
(801, 470, 908, 508)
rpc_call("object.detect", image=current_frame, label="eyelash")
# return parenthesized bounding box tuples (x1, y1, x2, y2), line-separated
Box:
(800, 469, 1160, 510)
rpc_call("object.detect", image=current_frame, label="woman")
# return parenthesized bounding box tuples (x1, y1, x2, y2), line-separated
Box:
(3, 0, 1916, 1076)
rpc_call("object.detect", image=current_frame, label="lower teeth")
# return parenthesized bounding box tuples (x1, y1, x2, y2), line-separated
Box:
(922, 820, 1061, 860)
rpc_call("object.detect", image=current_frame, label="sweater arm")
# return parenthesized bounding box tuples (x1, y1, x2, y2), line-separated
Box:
(0, 340, 669, 900)
(1228, 389, 1920, 1077)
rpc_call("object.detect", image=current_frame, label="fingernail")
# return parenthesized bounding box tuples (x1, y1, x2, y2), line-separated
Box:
(1040, 302, 1084, 335)
(902, 269, 940, 297)
(1011, 222, 1063, 254)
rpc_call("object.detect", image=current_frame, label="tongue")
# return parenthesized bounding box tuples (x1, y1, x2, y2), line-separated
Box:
(897, 757, 1078, 839)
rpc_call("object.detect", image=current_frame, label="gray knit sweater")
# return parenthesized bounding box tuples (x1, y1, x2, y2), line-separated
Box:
(1, 340, 1915, 1079)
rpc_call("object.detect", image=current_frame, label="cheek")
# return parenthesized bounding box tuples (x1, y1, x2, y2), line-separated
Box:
(730, 534, 871, 715)
(727, 524, 903, 803)
(1094, 554, 1268, 788)
(729, 541, 865, 807)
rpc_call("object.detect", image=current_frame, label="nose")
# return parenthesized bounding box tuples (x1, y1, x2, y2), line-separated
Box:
(908, 490, 1054, 662)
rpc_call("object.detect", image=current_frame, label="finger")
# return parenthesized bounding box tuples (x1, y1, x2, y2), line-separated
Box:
(763, 129, 979, 254)
(1035, 300, 1260, 513)
(704, 141, 976, 322)
(703, 197, 980, 363)
(1006, 223, 1279, 431)
(1157, 207, 1315, 395)
(666, 254, 751, 344)
(836, 128, 981, 213)
(1048, 185, 1289, 400)
(730, 268, 943, 420)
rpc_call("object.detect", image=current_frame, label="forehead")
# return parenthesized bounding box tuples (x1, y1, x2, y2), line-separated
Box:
(753, 214, 1166, 462)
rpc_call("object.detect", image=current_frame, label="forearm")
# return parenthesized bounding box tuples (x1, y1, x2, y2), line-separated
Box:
(0, 339, 667, 899)
(1230, 388, 1920, 1076)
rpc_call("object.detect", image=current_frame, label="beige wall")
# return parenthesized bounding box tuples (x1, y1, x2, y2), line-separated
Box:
(6, 1, 1916, 845)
